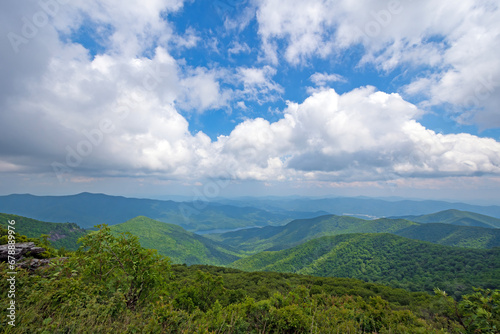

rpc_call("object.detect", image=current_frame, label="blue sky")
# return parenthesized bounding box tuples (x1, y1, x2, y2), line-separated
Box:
(1, 0, 500, 203)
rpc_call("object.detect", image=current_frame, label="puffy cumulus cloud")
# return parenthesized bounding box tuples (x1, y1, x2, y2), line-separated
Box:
(256, 0, 336, 64)
(216, 87, 500, 182)
(396, 122, 500, 176)
(288, 87, 421, 157)
(177, 67, 229, 112)
(0, 1, 224, 180)
(255, 0, 500, 128)
(0, 44, 216, 179)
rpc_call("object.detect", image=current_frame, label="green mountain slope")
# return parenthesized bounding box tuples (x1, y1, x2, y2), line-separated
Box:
(396, 209, 500, 228)
(109, 216, 241, 265)
(230, 233, 500, 296)
(207, 215, 418, 253)
(394, 223, 500, 248)
(0, 213, 87, 250)
(209, 213, 500, 253)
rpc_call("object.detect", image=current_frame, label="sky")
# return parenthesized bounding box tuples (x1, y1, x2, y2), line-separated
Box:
(1, 0, 500, 204)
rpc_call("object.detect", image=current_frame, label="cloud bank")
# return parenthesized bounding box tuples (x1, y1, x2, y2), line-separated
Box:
(0, 0, 499, 198)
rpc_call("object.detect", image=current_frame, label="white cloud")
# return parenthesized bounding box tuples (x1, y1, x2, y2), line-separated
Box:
(236, 101, 248, 110)
(1, 0, 499, 195)
(255, 0, 500, 128)
(170, 27, 200, 49)
(0, 0, 223, 179)
(396, 122, 500, 176)
(178, 67, 229, 112)
(0, 45, 216, 178)
(67, 0, 184, 56)
(238, 66, 274, 85)
(256, 0, 336, 65)
(216, 87, 500, 181)
(228, 41, 251, 55)
(234, 65, 283, 104)
(310, 72, 346, 86)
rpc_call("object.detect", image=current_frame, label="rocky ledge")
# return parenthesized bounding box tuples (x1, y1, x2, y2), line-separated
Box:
(0, 242, 46, 261)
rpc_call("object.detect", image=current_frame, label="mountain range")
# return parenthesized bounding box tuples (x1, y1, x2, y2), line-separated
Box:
(0, 193, 323, 231)
(215, 196, 500, 218)
(2, 193, 500, 233)
(1, 200, 500, 260)
(207, 212, 500, 253)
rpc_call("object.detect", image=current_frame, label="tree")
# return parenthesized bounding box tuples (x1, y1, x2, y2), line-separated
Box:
(435, 287, 500, 333)
(72, 224, 171, 309)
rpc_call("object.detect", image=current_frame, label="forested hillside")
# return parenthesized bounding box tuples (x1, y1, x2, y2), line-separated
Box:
(208, 215, 417, 253)
(0, 213, 87, 250)
(109, 216, 241, 265)
(209, 213, 500, 253)
(231, 233, 500, 297)
(1, 211, 499, 304)
(394, 223, 500, 248)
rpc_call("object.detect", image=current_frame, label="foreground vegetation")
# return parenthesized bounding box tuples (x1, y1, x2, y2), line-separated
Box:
(1, 225, 499, 333)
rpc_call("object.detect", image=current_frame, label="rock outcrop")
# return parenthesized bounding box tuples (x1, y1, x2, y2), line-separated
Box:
(17, 257, 68, 270)
(0, 242, 46, 261)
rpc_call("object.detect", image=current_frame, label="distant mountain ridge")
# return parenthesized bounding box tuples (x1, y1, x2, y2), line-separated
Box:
(2, 193, 500, 234)
(215, 197, 500, 218)
(393, 209, 500, 228)
(0, 192, 322, 231)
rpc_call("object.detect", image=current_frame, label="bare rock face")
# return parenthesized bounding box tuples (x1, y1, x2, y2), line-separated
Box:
(18, 257, 68, 270)
(48, 233, 67, 241)
(0, 242, 46, 261)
